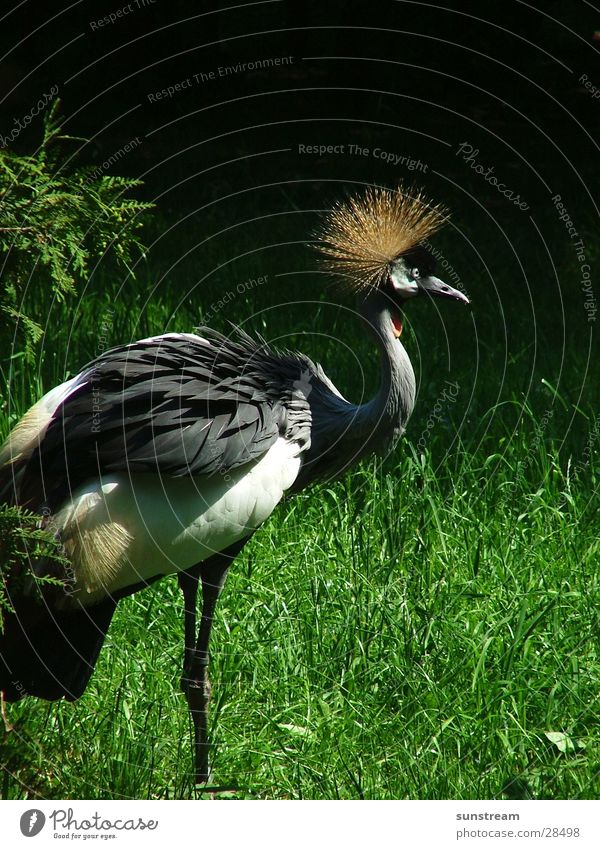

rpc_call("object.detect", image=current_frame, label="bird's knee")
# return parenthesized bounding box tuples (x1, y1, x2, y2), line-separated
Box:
(186, 678, 211, 713)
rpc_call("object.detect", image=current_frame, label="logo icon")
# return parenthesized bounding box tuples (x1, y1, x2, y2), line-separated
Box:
(20, 810, 46, 837)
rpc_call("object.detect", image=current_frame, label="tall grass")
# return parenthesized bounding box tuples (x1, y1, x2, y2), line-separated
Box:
(0, 211, 598, 800)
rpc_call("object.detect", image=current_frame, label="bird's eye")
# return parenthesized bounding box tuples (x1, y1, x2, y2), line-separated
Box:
(412, 268, 420, 279)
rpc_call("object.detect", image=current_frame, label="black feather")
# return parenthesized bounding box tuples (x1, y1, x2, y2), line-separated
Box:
(14, 331, 318, 511)
(0, 594, 117, 702)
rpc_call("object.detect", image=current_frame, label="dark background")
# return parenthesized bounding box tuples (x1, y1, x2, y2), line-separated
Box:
(2, 1, 596, 205)
(1, 1, 599, 802)
(0, 1, 598, 396)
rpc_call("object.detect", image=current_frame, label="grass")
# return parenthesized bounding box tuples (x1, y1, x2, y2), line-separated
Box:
(0, 207, 599, 800)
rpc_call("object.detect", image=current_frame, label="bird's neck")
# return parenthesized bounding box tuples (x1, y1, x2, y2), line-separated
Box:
(355, 289, 416, 447)
(292, 289, 416, 489)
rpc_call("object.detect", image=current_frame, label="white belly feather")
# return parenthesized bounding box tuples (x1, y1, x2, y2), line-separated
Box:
(53, 437, 302, 606)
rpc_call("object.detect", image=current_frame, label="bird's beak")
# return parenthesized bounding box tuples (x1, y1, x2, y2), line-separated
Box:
(419, 276, 470, 305)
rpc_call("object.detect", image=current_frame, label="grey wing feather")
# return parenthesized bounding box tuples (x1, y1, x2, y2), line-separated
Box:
(15, 329, 316, 511)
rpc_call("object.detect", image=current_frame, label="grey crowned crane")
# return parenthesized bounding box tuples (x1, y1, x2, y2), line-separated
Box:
(0, 186, 468, 783)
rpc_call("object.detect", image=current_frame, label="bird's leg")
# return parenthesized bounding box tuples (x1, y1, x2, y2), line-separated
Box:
(178, 536, 252, 784)
(178, 566, 202, 696)
(185, 557, 231, 784)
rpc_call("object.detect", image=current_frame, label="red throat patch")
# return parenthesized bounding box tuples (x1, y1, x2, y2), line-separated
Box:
(391, 312, 403, 338)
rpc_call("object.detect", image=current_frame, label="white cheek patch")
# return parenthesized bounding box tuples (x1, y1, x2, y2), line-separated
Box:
(391, 275, 419, 298)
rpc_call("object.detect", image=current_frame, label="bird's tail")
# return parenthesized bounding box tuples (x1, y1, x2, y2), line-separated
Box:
(0, 592, 117, 702)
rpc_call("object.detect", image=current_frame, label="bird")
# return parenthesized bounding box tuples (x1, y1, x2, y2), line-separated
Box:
(0, 184, 469, 784)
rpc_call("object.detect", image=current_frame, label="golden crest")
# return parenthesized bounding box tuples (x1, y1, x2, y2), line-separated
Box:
(315, 185, 448, 291)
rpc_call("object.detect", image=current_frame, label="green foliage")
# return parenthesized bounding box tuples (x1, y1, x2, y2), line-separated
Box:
(0, 101, 153, 634)
(0, 100, 153, 358)
(1, 448, 598, 799)
(0, 188, 597, 800)
(0, 263, 598, 799)
(0, 504, 68, 634)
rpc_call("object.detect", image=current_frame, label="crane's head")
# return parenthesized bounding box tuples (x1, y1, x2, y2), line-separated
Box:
(315, 185, 469, 336)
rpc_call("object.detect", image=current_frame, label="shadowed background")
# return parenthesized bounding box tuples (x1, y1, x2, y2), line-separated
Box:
(0, 0, 598, 800)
